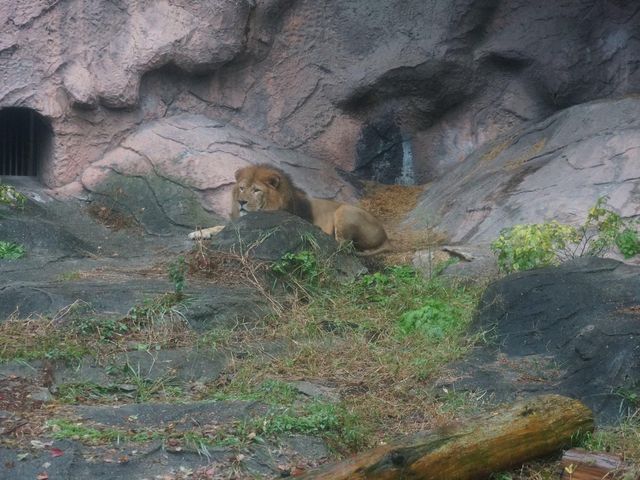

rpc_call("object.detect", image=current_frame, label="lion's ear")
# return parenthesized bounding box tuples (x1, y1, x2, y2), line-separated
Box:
(235, 168, 246, 181)
(266, 173, 281, 189)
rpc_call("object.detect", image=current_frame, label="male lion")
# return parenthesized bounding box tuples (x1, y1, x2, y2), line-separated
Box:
(190, 164, 391, 256)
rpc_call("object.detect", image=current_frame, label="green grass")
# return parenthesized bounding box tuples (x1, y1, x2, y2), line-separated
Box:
(0, 294, 194, 363)
(46, 399, 365, 451)
(57, 271, 82, 281)
(207, 257, 484, 448)
(0, 241, 25, 259)
(260, 401, 367, 450)
(47, 419, 159, 444)
(210, 379, 299, 405)
(0, 319, 91, 362)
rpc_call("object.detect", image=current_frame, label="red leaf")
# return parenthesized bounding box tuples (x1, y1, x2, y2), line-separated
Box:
(50, 448, 64, 458)
(36, 473, 49, 480)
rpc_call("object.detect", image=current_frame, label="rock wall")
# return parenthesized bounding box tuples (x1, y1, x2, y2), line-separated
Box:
(409, 97, 640, 244)
(1, 0, 640, 215)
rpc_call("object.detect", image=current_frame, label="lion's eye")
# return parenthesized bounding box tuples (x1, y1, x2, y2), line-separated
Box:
(253, 188, 261, 195)
(238, 187, 245, 192)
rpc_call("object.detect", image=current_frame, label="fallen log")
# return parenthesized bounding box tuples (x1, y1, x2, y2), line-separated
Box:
(301, 394, 594, 480)
(560, 448, 635, 480)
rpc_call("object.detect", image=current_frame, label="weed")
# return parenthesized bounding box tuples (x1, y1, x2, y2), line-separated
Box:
(491, 197, 640, 273)
(616, 228, 640, 259)
(0, 316, 91, 362)
(56, 383, 124, 403)
(0, 241, 25, 259)
(577, 414, 640, 461)
(197, 327, 235, 351)
(0, 183, 27, 208)
(167, 256, 187, 296)
(71, 316, 130, 342)
(398, 298, 466, 339)
(272, 250, 321, 286)
(112, 360, 184, 402)
(47, 419, 157, 444)
(210, 379, 299, 406)
(257, 401, 367, 452)
(57, 271, 82, 282)
(491, 222, 575, 272)
(127, 293, 188, 329)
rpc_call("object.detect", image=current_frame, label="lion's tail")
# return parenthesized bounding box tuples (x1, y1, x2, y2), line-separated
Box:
(354, 240, 394, 257)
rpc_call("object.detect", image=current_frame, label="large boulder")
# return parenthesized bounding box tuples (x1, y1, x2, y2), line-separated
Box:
(409, 97, 640, 244)
(210, 210, 367, 281)
(447, 257, 640, 424)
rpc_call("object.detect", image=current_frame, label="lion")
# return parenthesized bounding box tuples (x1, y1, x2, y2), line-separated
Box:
(190, 164, 391, 256)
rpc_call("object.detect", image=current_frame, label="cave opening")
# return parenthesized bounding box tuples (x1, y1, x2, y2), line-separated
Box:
(0, 107, 52, 177)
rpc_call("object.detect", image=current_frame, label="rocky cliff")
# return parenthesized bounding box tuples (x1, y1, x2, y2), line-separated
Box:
(1, 0, 639, 226)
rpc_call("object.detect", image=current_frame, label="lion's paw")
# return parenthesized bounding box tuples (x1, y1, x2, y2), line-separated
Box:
(188, 225, 225, 240)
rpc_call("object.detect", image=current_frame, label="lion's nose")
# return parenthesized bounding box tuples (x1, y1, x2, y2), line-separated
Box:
(239, 200, 247, 206)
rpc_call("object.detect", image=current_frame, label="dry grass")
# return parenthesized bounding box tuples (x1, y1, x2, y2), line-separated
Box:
(357, 182, 447, 265)
(87, 203, 138, 231)
(0, 296, 196, 364)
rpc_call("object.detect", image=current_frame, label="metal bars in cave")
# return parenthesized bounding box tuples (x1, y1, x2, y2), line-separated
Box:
(0, 108, 38, 176)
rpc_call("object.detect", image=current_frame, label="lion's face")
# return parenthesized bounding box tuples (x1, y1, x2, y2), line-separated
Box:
(231, 165, 291, 218)
(233, 180, 270, 216)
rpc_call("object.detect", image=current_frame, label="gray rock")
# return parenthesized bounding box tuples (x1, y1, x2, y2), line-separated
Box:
(68, 400, 266, 430)
(446, 257, 640, 424)
(292, 381, 340, 403)
(0, 360, 43, 380)
(211, 211, 367, 281)
(27, 386, 53, 402)
(185, 287, 271, 332)
(111, 347, 229, 384)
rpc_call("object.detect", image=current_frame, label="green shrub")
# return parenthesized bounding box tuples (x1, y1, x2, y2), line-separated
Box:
(0, 241, 26, 259)
(616, 228, 640, 259)
(0, 184, 26, 208)
(167, 256, 187, 296)
(491, 197, 639, 273)
(398, 298, 464, 339)
(272, 250, 321, 286)
(490, 222, 575, 273)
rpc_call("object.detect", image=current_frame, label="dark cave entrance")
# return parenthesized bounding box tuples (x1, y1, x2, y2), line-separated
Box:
(0, 108, 52, 177)
(353, 119, 416, 185)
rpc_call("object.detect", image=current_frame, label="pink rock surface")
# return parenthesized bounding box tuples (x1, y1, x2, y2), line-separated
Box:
(409, 97, 640, 244)
(81, 114, 355, 217)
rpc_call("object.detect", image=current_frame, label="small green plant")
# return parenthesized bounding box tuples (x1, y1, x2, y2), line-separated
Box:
(56, 382, 123, 403)
(357, 265, 418, 305)
(491, 197, 640, 273)
(47, 419, 157, 444)
(0, 183, 27, 208)
(0, 241, 26, 259)
(167, 256, 187, 296)
(616, 228, 640, 259)
(258, 401, 366, 450)
(261, 402, 341, 435)
(272, 250, 322, 288)
(72, 316, 130, 342)
(491, 222, 575, 273)
(210, 379, 299, 406)
(398, 298, 465, 339)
